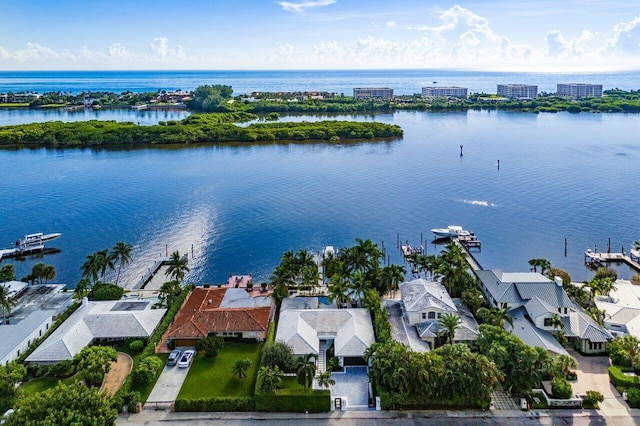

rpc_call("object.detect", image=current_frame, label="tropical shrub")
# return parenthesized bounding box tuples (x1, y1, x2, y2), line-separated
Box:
(128, 340, 144, 353)
(627, 387, 640, 408)
(261, 342, 296, 372)
(174, 396, 255, 412)
(584, 390, 604, 408)
(196, 336, 225, 358)
(551, 377, 573, 399)
(132, 356, 163, 386)
(89, 282, 124, 301)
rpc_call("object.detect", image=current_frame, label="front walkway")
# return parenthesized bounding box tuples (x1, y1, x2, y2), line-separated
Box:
(100, 352, 133, 397)
(315, 366, 371, 410)
(491, 386, 519, 410)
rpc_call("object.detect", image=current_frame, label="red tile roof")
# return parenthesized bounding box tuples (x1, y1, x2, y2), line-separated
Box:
(166, 287, 273, 339)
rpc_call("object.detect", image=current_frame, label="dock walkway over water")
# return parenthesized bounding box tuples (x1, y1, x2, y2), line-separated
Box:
(585, 249, 640, 274)
(453, 239, 483, 272)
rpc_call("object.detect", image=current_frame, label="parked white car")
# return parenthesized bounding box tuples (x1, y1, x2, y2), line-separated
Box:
(178, 349, 195, 368)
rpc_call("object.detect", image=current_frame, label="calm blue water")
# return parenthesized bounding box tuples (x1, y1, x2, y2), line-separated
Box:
(1, 109, 639, 288)
(1, 70, 640, 96)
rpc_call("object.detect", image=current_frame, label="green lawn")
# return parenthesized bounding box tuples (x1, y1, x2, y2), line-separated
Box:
(282, 376, 306, 390)
(18, 373, 80, 396)
(178, 343, 262, 399)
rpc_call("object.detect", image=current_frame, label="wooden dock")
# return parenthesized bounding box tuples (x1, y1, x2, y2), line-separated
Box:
(401, 244, 424, 258)
(453, 239, 483, 272)
(584, 249, 640, 273)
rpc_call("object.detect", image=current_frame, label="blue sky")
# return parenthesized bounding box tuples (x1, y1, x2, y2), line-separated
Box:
(1, 0, 639, 70)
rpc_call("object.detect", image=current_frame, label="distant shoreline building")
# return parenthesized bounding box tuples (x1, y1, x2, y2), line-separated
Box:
(497, 84, 538, 99)
(421, 86, 468, 98)
(557, 83, 603, 99)
(353, 87, 394, 100)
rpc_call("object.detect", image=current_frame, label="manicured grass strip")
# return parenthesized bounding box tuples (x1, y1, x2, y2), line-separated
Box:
(178, 343, 262, 399)
(282, 376, 306, 390)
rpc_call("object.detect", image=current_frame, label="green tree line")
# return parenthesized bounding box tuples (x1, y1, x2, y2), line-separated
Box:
(0, 115, 403, 147)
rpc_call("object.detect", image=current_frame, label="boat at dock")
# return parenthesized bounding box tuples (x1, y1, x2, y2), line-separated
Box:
(17, 232, 62, 248)
(1, 232, 62, 261)
(431, 225, 472, 239)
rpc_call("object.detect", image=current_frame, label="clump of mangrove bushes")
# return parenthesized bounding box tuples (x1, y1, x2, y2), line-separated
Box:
(0, 114, 403, 147)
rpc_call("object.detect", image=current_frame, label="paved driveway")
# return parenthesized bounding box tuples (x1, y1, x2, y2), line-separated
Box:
(145, 349, 194, 410)
(568, 350, 635, 417)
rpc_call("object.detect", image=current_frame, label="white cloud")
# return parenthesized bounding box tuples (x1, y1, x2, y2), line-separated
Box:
(108, 43, 130, 57)
(276, 0, 336, 14)
(150, 37, 185, 59)
(545, 29, 596, 56)
(607, 14, 640, 52)
(386, 21, 396, 28)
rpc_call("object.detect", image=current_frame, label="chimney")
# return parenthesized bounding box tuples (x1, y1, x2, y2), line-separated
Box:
(554, 276, 563, 287)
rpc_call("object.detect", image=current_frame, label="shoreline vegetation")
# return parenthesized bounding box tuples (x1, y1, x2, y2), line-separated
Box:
(1, 84, 639, 114)
(0, 112, 403, 147)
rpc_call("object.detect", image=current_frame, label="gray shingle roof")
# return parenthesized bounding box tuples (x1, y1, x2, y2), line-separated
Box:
(0, 310, 54, 362)
(26, 299, 166, 363)
(506, 307, 568, 355)
(515, 283, 574, 308)
(399, 279, 456, 313)
(276, 308, 374, 358)
(475, 270, 523, 305)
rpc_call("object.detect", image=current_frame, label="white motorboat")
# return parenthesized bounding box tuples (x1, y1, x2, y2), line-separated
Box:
(17, 232, 62, 248)
(431, 225, 471, 239)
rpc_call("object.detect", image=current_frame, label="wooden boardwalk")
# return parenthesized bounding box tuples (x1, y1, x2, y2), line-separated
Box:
(453, 239, 483, 272)
(585, 250, 640, 273)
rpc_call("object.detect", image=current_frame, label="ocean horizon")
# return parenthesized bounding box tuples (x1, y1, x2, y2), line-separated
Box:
(1, 69, 639, 96)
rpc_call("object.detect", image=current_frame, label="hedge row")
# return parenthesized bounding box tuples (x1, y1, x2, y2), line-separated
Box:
(608, 366, 640, 389)
(377, 389, 487, 410)
(174, 396, 255, 412)
(254, 389, 330, 413)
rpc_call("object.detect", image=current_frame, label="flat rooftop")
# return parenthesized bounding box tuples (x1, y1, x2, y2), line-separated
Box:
(7, 284, 73, 324)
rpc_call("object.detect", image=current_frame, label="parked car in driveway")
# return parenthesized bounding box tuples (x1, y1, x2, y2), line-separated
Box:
(178, 349, 195, 368)
(166, 349, 182, 366)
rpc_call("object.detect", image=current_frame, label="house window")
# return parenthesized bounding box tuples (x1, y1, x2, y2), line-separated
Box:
(421, 313, 427, 320)
(564, 308, 568, 314)
(558, 308, 561, 313)
(437, 313, 442, 319)
(428, 312, 436, 320)
(39, 330, 42, 337)
(544, 318, 552, 327)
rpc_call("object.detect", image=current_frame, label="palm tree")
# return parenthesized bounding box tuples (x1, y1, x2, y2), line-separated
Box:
(491, 306, 513, 328)
(0, 285, 17, 324)
(301, 264, 320, 295)
(257, 366, 283, 392)
(620, 335, 640, 368)
(159, 280, 182, 308)
(316, 371, 335, 389)
(438, 313, 462, 345)
(348, 270, 370, 307)
(296, 354, 317, 389)
(555, 354, 578, 379)
(328, 274, 350, 308)
(81, 252, 102, 284)
(96, 248, 114, 282)
(419, 254, 440, 280)
(385, 264, 405, 296)
(41, 265, 56, 283)
(0, 264, 15, 283)
(549, 313, 564, 334)
(232, 358, 252, 379)
(111, 241, 133, 286)
(165, 250, 189, 283)
(74, 278, 92, 298)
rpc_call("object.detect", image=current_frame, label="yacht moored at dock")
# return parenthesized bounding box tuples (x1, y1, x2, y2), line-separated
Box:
(431, 225, 471, 239)
(1, 232, 62, 261)
(17, 232, 62, 248)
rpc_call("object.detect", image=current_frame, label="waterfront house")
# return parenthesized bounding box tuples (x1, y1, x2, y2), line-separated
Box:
(165, 287, 274, 346)
(399, 279, 478, 348)
(595, 279, 640, 338)
(26, 297, 165, 364)
(476, 269, 612, 354)
(0, 283, 72, 365)
(276, 296, 374, 371)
